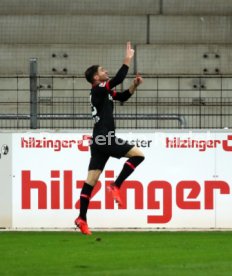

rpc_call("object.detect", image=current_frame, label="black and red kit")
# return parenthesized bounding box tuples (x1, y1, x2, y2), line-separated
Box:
(88, 64, 134, 171)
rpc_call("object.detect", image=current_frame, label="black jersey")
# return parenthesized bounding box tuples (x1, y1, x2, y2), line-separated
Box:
(90, 64, 132, 138)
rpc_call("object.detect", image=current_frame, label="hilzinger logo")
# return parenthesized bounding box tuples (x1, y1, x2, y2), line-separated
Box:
(166, 135, 232, 152)
(21, 135, 91, 152)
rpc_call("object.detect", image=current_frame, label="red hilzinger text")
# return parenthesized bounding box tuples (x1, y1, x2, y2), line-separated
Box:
(21, 170, 230, 224)
(166, 135, 232, 152)
(21, 135, 90, 152)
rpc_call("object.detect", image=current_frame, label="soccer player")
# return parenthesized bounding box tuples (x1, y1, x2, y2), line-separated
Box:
(75, 42, 145, 235)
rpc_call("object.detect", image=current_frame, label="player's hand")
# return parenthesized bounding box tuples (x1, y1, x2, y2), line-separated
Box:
(126, 41, 135, 59)
(134, 73, 143, 87)
(124, 42, 135, 66)
(129, 73, 143, 94)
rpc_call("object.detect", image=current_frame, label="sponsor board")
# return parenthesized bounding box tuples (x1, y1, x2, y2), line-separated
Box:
(11, 131, 232, 228)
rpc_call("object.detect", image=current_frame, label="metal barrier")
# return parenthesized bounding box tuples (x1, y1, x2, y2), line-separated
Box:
(0, 74, 232, 129)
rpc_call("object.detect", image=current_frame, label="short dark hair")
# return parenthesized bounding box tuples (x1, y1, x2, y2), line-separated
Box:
(85, 65, 99, 84)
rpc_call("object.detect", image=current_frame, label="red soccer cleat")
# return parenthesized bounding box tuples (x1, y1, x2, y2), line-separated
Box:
(75, 217, 92, 235)
(108, 184, 122, 207)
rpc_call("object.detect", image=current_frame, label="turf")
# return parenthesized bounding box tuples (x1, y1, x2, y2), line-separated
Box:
(0, 231, 232, 276)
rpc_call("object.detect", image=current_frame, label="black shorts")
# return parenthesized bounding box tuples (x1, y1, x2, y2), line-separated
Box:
(88, 136, 134, 171)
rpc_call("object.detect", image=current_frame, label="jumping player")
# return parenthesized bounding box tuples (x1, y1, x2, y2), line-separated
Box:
(75, 42, 145, 235)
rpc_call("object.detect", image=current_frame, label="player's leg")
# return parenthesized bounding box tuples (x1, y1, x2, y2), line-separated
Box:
(113, 145, 144, 189)
(107, 138, 145, 206)
(79, 169, 102, 221)
(75, 169, 101, 235)
(75, 150, 109, 235)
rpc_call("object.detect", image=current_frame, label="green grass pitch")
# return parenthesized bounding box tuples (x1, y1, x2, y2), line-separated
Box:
(0, 231, 232, 276)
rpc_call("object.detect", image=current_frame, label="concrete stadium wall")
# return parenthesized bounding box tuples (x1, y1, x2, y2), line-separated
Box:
(137, 44, 232, 75)
(2, 76, 230, 97)
(1, 0, 231, 16)
(0, 45, 135, 75)
(150, 16, 232, 44)
(0, 15, 147, 44)
(1, 76, 231, 103)
(1, 44, 232, 75)
(0, 0, 160, 15)
(163, 0, 232, 15)
(0, 12, 231, 75)
(0, 0, 231, 130)
(0, 15, 231, 45)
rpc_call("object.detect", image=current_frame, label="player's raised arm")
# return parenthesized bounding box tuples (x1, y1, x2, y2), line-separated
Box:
(112, 72, 143, 102)
(108, 42, 135, 89)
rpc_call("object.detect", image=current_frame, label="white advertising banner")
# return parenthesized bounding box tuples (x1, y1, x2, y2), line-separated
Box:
(11, 131, 232, 229)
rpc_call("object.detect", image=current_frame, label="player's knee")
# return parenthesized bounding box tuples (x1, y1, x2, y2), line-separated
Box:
(137, 152, 145, 159)
(128, 155, 145, 168)
(135, 155, 145, 164)
(126, 146, 144, 158)
(87, 179, 98, 186)
(132, 149, 145, 160)
(86, 170, 101, 186)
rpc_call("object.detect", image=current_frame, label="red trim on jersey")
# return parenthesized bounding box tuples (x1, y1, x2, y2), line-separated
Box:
(126, 161, 135, 170)
(106, 81, 111, 91)
(112, 90, 117, 98)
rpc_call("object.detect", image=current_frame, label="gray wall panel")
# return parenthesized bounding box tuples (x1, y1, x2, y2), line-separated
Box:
(0, 0, 160, 15)
(0, 44, 135, 75)
(137, 44, 232, 75)
(150, 16, 232, 44)
(163, 0, 232, 15)
(0, 15, 146, 44)
(2, 44, 232, 75)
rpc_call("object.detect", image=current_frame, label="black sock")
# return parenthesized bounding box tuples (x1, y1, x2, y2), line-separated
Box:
(114, 156, 144, 189)
(79, 183, 94, 221)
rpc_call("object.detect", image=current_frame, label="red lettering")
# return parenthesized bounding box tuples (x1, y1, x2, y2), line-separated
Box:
(77, 135, 91, 151)
(22, 170, 47, 209)
(21, 169, 232, 228)
(119, 180, 144, 209)
(63, 171, 73, 209)
(51, 171, 60, 209)
(147, 181, 172, 224)
(105, 170, 115, 209)
(176, 181, 201, 209)
(222, 135, 232, 151)
(205, 180, 230, 209)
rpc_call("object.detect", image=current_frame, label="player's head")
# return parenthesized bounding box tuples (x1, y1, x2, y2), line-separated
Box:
(85, 65, 109, 84)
